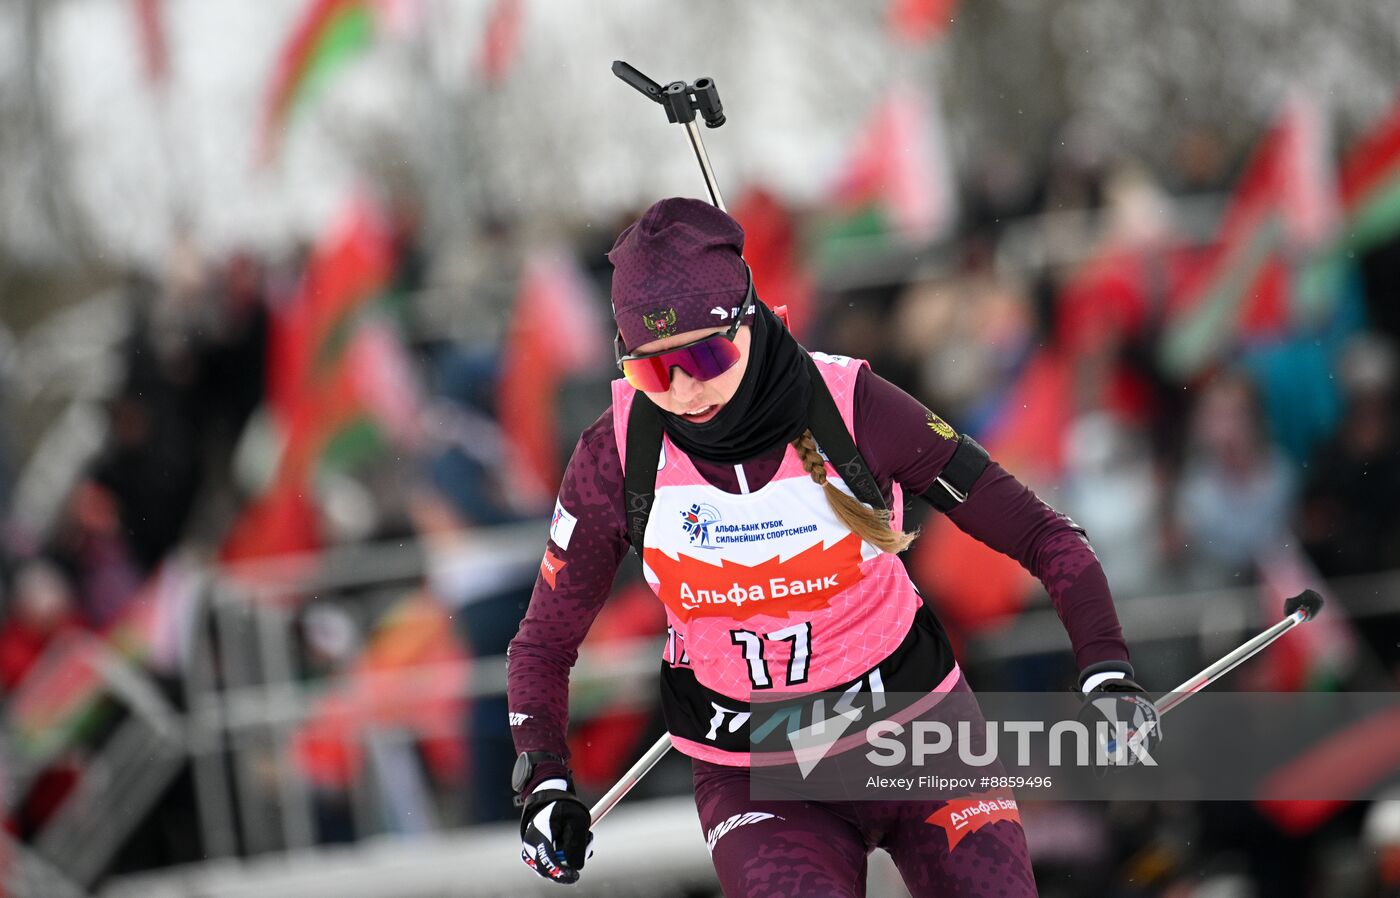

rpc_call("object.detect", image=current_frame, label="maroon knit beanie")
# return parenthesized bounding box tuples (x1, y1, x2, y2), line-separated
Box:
(608, 197, 753, 352)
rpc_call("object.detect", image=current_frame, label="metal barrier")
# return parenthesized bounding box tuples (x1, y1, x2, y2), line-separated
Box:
(1, 829, 89, 898)
(1, 632, 184, 893)
(181, 521, 662, 862)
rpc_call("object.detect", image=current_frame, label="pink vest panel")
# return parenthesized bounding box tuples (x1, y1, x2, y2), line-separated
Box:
(611, 353, 923, 706)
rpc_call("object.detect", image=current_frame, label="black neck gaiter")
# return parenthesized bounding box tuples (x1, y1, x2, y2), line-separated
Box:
(655, 300, 811, 464)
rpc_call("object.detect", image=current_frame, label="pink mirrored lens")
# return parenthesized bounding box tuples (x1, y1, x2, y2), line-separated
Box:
(621, 335, 741, 392)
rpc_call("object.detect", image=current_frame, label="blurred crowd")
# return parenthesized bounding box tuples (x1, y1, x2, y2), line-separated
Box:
(4, 108, 1400, 897)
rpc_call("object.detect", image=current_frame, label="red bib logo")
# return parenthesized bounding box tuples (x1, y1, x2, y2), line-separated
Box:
(643, 532, 865, 622)
(926, 793, 1021, 852)
(540, 548, 566, 588)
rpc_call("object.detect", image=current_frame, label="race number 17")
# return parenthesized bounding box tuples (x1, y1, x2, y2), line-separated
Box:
(729, 622, 811, 688)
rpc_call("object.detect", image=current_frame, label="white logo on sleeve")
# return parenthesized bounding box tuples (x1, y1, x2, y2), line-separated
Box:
(706, 812, 781, 854)
(550, 500, 578, 551)
(711, 306, 730, 320)
(508, 713, 531, 726)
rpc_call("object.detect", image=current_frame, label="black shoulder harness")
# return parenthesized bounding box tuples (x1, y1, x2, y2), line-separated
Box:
(622, 395, 665, 553)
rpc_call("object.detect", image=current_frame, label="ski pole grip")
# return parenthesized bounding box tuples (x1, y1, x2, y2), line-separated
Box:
(1284, 589, 1324, 622)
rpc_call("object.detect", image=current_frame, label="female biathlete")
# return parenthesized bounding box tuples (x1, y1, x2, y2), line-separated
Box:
(506, 197, 1159, 897)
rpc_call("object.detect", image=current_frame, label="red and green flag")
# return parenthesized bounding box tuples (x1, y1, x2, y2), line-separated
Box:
(822, 82, 956, 264)
(256, 0, 381, 166)
(5, 634, 110, 763)
(1337, 95, 1400, 254)
(1159, 97, 1338, 379)
(6, 557, 202, 763)
(498, 249, 606, 507)
(222, 196, 419, 565)
(265, 196, 409, 474)
(1255, 542, 1358, 693)
(1283, 95, 1400, 329)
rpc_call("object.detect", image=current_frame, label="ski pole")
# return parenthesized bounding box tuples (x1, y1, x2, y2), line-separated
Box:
(612, 60, 728, 212)
(590, 733, 673, 826)
(1155, 589, 1324, 716)
(596, 592, 1325, 823)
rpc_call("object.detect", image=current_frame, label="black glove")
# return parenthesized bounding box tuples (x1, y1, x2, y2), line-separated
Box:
(1076, 663, 1163, 768)
(519, 784, 593, 884)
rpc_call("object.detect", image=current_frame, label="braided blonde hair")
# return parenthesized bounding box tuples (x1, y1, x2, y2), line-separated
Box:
(790, 429, 917, 554)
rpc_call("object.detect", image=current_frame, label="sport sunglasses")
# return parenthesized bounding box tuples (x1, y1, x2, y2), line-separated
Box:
(614, 267, 756, 393)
